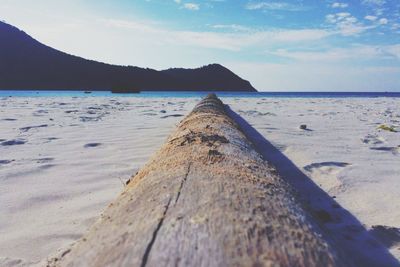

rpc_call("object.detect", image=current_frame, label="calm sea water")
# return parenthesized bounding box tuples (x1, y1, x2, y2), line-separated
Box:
(0, 90, 399, 98)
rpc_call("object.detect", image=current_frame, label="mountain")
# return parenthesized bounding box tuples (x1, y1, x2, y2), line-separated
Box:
(0, 21, 256, 92)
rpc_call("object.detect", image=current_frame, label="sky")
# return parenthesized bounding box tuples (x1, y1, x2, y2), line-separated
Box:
(1, 0, 400, 91)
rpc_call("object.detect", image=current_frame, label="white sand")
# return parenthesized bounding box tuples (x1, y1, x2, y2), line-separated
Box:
(227, 97, 400, 264)
(0, 96, 399, 265)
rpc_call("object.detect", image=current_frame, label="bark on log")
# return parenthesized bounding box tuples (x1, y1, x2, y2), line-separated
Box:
(50, 94, 349, 267)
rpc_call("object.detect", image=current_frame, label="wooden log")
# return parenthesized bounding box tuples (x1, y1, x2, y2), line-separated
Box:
(50, 94, 349, 267)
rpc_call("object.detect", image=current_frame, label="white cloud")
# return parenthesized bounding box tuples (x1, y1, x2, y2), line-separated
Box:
(362, 0, 386, 6)
(270, 45, 400, 62)
(212, 24, 252, 32)
(336, 12, 351, 18)
(25, 13, 381, 61)
(339, 24, 372, 36)
(365, 15, 378, 21)
(326, 12, 374, 36)
(105, 18, 332, 52)
(169, 28, 332, 51)
(392, 23, 400, 30)
(173, 0, 200, 11)
(246, 2, 307, 11)
(362, 0, 386, 17)
(379, 18, 388, 24)
(105, 19, 159, 33)
(271, 29, 331, 42)
(331, 2, 349, 8)
(183, 3, 200, 10)
(325, 14, 336, 24)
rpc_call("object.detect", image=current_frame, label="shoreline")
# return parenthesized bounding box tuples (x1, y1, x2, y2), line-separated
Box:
(1, 90, 400, 98)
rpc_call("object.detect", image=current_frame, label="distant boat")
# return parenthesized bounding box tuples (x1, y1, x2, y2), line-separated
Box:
(84, 91, 92, 94)
(111, 86, 140, 94)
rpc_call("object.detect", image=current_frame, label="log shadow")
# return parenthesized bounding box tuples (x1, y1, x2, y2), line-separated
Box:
(226, 106, 399, 267)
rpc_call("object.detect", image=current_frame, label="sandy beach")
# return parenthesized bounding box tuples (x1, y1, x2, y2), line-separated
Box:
(0, 95, 399, 266)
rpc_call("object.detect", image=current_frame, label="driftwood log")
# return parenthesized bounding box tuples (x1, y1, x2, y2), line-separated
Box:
(50, 94, 349, 267)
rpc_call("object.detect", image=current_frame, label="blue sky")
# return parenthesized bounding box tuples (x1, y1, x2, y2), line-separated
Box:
(1, 0, 400, 91)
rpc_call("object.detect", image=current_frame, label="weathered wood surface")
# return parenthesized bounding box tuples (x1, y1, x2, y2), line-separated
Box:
(50, 94, 349, 267)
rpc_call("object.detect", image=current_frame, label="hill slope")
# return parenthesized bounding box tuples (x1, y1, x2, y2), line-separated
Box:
(0, 21, 256, 92)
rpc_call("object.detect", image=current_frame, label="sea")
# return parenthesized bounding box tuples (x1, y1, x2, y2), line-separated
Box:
(0, 90, 400, 98)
